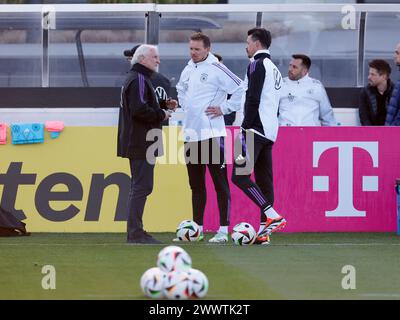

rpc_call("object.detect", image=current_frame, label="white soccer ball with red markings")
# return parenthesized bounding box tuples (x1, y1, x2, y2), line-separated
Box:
(163, 270, 192, 300)
(157, 245, 192, 272)
(157, 245, 185, 259)
(176, 220, 201, 242)
(231, 222, 257, 245)
(188, 268, 209, 299)
(140, 267, 166, 299)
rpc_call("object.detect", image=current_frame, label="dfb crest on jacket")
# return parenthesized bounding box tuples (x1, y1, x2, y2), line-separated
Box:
(200, 73, 208, 83)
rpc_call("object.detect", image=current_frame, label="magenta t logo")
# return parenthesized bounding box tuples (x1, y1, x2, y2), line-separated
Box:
(313, 142, 379, 217)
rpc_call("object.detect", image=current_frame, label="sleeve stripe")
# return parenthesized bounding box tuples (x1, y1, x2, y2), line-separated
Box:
(212, 62, 242, 86)
(138, 73, 146, 104)
(249, 59, 259, 74)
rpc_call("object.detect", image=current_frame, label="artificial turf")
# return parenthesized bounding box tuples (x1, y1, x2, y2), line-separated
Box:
(1, 232, 399, 300)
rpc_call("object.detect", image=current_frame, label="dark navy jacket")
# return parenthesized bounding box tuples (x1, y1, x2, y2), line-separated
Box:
(117, 63, 166, 160)
(359, 80, 394, 125)
(385, 76, 400, 126)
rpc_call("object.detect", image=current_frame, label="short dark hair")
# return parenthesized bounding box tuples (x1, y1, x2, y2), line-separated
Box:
(247, 27, 271, 49)
(292, 54, 312, 70)
(368, 59, 391, 76)
(190, 32, 211, 48)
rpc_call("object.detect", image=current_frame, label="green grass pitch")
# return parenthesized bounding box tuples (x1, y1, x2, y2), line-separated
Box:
(1, 232, 399, 300)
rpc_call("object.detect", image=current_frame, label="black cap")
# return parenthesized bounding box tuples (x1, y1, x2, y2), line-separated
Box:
(123, 44, 140, 57)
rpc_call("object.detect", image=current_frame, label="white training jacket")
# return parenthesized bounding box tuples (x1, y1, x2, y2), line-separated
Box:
(278, 74, 338, 126)
(176, 53, 244, 142)
(241, 49, 282, 142)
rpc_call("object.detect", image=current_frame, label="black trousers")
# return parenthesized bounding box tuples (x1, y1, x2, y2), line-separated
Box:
(185, 138, 230, 227)
(231, 131, 274, 221)
(127, 159, 155, 239)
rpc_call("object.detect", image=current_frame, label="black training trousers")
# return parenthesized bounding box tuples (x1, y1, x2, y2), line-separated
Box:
(231, 131, 274, 221)
(127, 159, 155, 239)
(185, 137, 230, 227)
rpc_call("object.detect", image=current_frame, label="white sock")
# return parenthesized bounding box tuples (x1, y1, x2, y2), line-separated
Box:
(199, 225, 203, 233)
(218, 226, 228, 234)
(264, 206, 280, 219)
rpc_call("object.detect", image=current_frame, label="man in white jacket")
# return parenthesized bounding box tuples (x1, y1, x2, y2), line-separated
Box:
(278, 54, 337, 126)
(176, 32, 244, 243)
(231, 27, 286, 245)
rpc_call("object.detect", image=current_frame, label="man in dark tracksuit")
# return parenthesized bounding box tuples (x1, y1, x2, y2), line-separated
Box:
(117, 44, 177, 244)
(385, 43, 400, 126)
(124, 45, 172, 104)
(231, 28, 286, 245)
(359, 59, 394, 126)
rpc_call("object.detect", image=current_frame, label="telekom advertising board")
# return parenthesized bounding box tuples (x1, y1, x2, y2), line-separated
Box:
(204, 127, 400, 232)
(0, 126, 398, 232)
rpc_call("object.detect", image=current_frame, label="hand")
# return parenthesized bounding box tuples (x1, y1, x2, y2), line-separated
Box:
(163, 110, 172, 121)
(166, 98, 178, 111)
(205, 106, 223, 119)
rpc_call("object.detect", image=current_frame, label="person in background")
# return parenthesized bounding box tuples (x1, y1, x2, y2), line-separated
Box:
(278, 54, 337, 126)
(359, 59, 394, 126)
(385, 43, 400, 126)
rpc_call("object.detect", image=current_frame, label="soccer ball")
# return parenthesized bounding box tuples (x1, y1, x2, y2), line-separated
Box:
(231, 222, 257, 245)
(157, 245, 185, 260)
(188, 268, 208, 299)
(140, 267, 166, 299)
(163, 270, 192, 300)
(157, 245, 192, 272)
(176, 220, 201, 241)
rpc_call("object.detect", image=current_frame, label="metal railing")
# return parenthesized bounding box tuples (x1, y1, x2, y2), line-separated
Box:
(0, 3, 399, 87)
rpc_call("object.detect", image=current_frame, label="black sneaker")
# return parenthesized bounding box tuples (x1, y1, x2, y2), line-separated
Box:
(142, 231, 162, 244)
(127, 230, 162, 244)
(142, 230, 155, 239)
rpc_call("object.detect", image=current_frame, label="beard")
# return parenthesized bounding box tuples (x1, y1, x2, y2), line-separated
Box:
(246, 49, 252, 59)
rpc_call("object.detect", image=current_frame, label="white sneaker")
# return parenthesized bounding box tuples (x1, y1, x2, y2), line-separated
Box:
(264, 216, 287, 234)
(208, 232, 228, 243)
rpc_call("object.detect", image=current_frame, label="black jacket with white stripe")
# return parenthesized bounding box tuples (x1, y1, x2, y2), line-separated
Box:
(117, 63, 167, 160)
